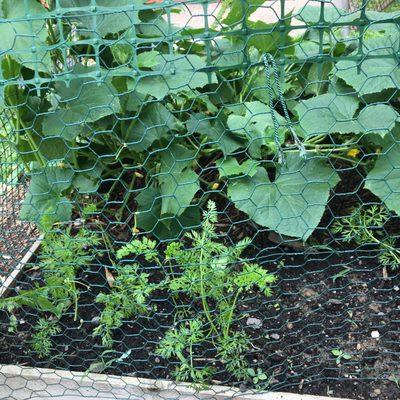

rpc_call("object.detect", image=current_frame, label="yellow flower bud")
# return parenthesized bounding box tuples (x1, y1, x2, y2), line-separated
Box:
(347, 148, 360, 158)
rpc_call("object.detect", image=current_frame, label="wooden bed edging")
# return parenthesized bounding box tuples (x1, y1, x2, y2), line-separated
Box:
(0, 235, 43, 298)
(0, 364, 353, 400)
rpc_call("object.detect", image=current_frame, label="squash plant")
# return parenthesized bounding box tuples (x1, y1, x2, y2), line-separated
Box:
(1, 1, 399, 240)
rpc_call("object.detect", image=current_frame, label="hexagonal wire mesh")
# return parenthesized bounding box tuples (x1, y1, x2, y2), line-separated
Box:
(0, 0, 399, 399)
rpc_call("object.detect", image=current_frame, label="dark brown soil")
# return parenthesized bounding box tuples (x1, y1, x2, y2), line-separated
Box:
(0, 246, 399, 400)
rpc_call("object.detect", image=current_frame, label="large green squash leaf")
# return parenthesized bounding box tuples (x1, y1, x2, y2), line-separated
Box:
(187, 113, 245, 155)
(216, 157, 259, 178)
(135, 187, 200, 240)
(42, 67, 121, 141)
(246, 20, 292, 54)
(124, 103, 180, 151)
(157, 144, 199, 217)
(158, 143, 196, 174)
(295, 93, 398, 138)
(212, 39, 248, 69)
(0, 0, 51, 72)
(297, 5, 358, 25)
(336, 58, 400, 96)
(227, 101, 286, 158)
(58, 0, 139, 37)
(20, 167, 74, 224)
(72, 166, 103, 194)
(222, 0, 266, 26)
(335, 37, 400, 96)
(159, 169, 199, 217)
(357, 104, 399, 137)
(228, 153, 339, 239)
(295, 93, 360, 137)
(365, 143, 400, 216)
(135, 55, 217, 100)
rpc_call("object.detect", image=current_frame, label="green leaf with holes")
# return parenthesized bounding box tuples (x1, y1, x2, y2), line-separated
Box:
(227, 101, 286, 158)
(135, 55, 217, 100)
(228, 153, 339, 239)
(42, 67, 121, 141)
(365, 143, 400, 216)
(0, 0, 52, 72)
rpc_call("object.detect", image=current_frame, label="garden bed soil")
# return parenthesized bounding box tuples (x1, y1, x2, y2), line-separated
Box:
(0, 245, 398, 400)
(0, 169, 399, 400)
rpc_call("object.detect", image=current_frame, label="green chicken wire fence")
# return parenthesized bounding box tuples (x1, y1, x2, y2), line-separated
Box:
(0, 0, 399, 399)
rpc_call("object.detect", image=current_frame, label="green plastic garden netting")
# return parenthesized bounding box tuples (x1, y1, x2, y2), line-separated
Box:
(0, 0, 399, 399)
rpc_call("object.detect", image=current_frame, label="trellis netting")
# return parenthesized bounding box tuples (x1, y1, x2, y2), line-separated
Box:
(0, 1, 399, 399)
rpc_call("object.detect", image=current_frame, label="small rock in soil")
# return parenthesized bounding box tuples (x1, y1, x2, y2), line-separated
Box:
(358, 295, 368, 303)
(302, 288, 317, 298)
(90, 316, 100, 326)
(374, 388, 381, 395)
(371, 330, 380, 339)
(270, 333, 280, 340)
(394, 286, 399, 292)
(369, 303, 381, 312)
(287, 322, 294, 330)
(246, 317, 262, 329)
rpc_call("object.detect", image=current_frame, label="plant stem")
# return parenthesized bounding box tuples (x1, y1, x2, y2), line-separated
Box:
(364, 227, 400, 264)
(116, 174, 136, 222)
(223, 289, 241, 338)
(19, 117, 46, 168)
(198, 230, 218, 335)
(73, 290, 78, 321)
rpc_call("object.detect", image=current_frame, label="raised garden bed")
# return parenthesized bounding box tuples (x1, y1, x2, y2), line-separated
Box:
(0, 2, 399, 400)
(0, 185, 399, 400)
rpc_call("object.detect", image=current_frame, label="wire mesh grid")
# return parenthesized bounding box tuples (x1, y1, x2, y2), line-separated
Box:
(0, 1, 399, 399)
